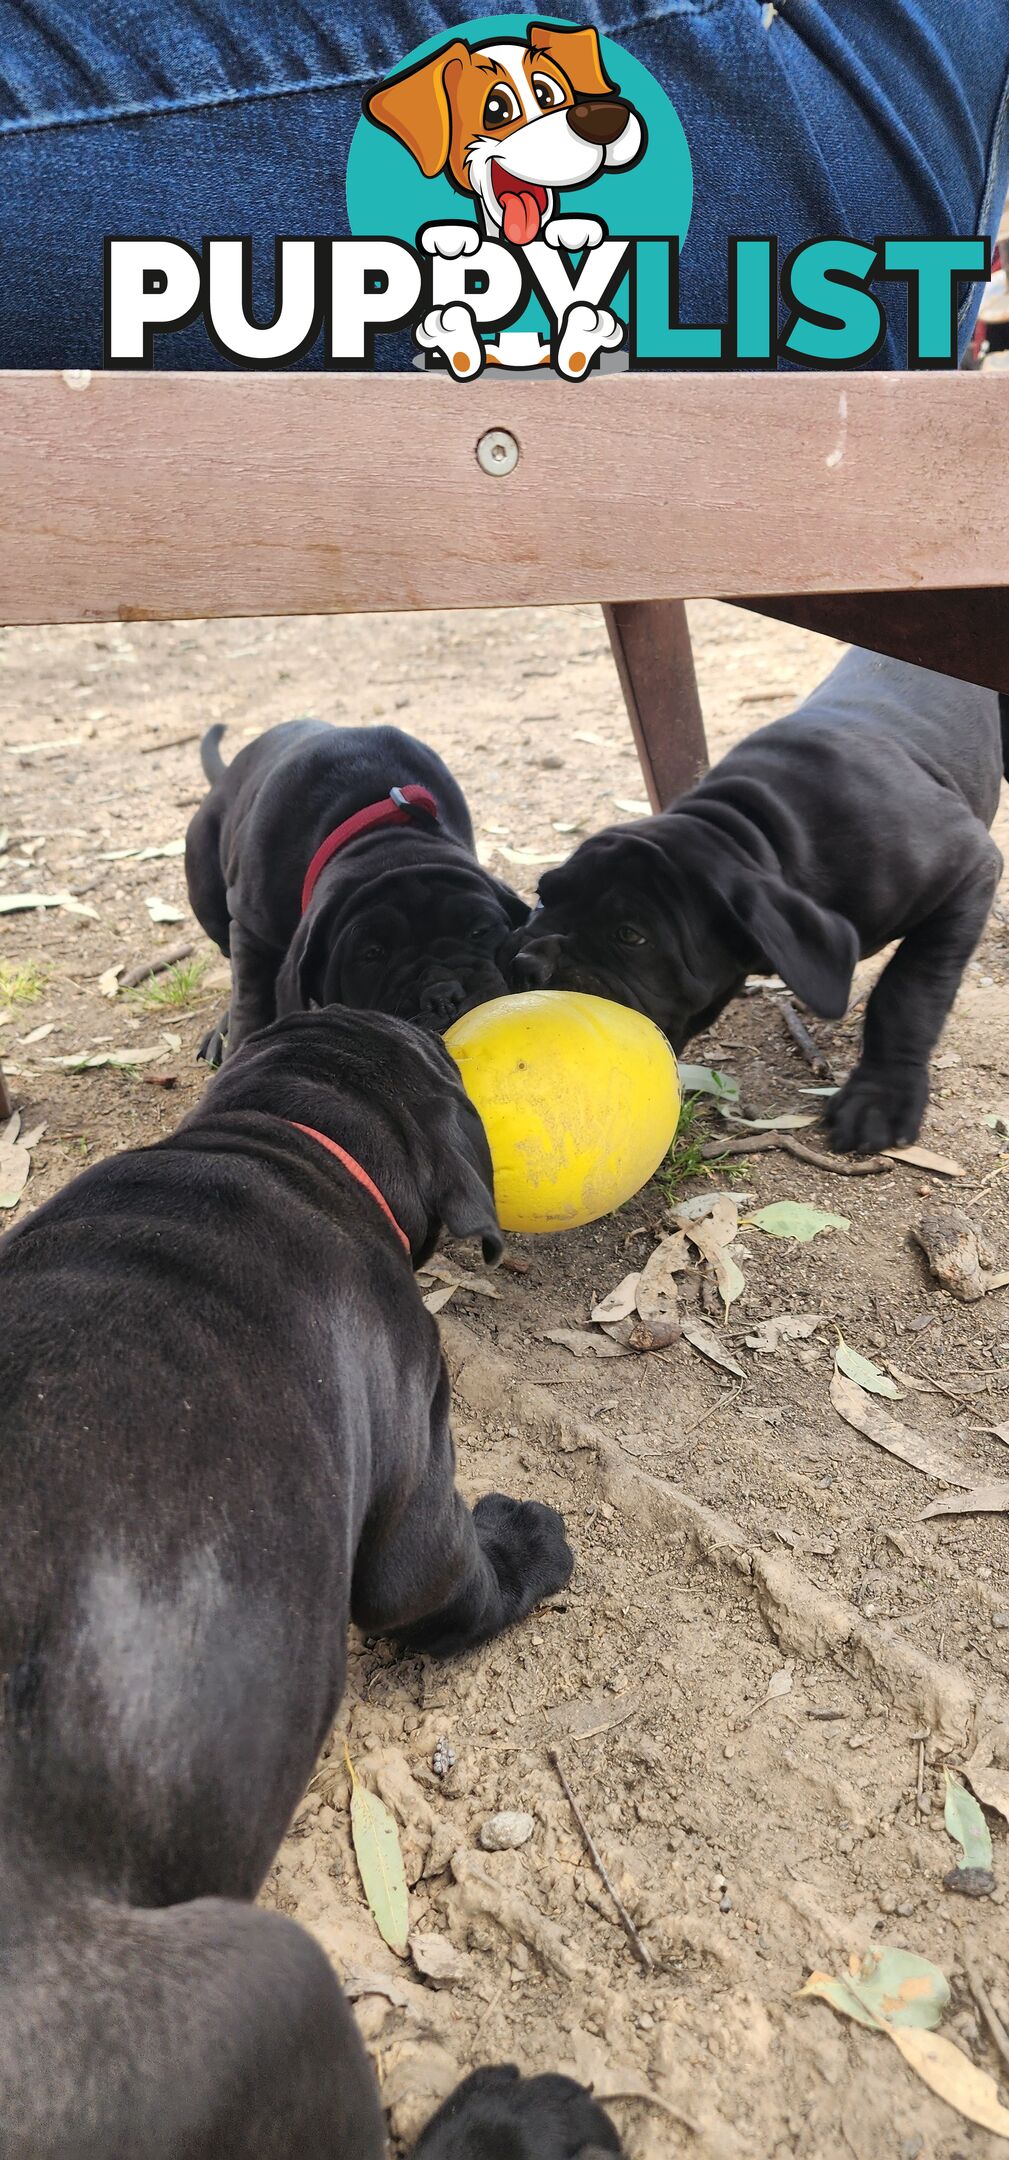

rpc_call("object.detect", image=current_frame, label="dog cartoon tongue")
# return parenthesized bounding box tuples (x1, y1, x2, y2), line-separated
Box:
(502, 189, 543, 246)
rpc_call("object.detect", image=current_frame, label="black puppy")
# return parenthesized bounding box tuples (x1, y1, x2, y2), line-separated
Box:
(513, 649, 1005, 1153)
(0, 1007, 620, 2160)
(185, 718, 528, 1061)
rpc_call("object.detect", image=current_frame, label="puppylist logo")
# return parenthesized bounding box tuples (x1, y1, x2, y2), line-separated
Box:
(104, 12, 990, 374)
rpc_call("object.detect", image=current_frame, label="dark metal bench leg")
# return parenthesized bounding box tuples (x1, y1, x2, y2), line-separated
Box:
(603, 599, 709, 810)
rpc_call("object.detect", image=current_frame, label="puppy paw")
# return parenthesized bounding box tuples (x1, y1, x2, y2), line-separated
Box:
(556, 303, 623, 379)
(419, 222, 482, 260)
(410, 2066, 623, 2159)
(416, 304, 485, 380)
(197, 1010, 229, 1068)
(543, 215, 606, 252)
(825, 1064, 929, 1154)
(473, 1494, 574, 1612)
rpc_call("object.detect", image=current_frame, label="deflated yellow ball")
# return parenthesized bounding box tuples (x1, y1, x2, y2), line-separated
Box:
(444, 990, 681, 1234)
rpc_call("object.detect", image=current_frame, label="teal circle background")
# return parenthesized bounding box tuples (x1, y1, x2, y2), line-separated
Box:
(346, 13, 693, 344)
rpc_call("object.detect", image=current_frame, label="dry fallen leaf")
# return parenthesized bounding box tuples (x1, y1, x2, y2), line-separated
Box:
(544, 1329, 630, 1360)
(144, 897, 186, 924)
(418, 1266, 502, 1300)
(679, 1195, 744, 1316)
(829, 1370, 972, 1486)
(977, 1422, 1009, 1447)
(919, 1484, 1009, 1521)
(45, 1045, 171, 1071)
(635, 1233, 688, 1331)
(98, 838, 185, 862)
(765, 1666, 793, 1701)
(681, 1320, 745, 1379)
(0, 889, 98, 919)
(883, 1145, 964, 1178)
(422, 1285, 457, 1315)
(0, 1144, 31, 1210)
(745, 1314, 824, 1353)
(963, 1736, 1009, 1828)
(591, 1273, 641, 1325)
(98, 965, 123, 999)
(746, 1201, 850, 1244)
(888, 2025, 1009, 2133)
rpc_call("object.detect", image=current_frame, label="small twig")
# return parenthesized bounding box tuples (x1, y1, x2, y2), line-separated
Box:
(776, 995, 836, 1081)
(701, 1129, 889, 1177)
(119, 941, 195, 990)
(684, 1381, 744, 1437)
(807, 1708, 845, 1722)
(0, 1061, 13, 1122)
(598, 2090, 699, 2136)
(963, 1948, 1009, 2080)
(917, 1740, 926, 1802)
(139, 729, 202, 755)
(548, 1747, 653, 1972)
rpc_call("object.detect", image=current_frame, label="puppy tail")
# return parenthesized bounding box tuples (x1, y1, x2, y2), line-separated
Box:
(199, 722, 228, 782)
(1000, 694, 1009, 784)
(0, 1889, 387, 2156)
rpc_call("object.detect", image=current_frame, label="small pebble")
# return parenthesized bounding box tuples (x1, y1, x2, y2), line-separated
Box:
(479, 1811, 536, 1852)
(431, 1737, 456, 1778)
(896, 1900, 913, 1918)
(992, 1613, 1009, 1631)
(719, 1894, 732, 1914)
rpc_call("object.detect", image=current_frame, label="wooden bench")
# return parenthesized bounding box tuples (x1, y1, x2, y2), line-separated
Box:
(1, 366, 1006, 1110)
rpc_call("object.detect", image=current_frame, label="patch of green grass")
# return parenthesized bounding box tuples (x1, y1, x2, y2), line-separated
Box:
(656, 1093, 716, 1199)
(132, 956, 209, 1013)
(0, 959, 47, 1006)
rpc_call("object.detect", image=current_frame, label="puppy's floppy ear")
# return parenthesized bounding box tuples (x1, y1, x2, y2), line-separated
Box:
(529, 21, 616, 97)
(425, 1084, 504, 1267)
(275, 912, 330, 1017)
(726, 874, 858, 1019)
(365, 42, 469, 178)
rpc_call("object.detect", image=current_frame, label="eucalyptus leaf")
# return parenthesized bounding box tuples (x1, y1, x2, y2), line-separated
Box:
(944, 1771, 993, 1872)
(834, 1338, 900, 1399)
(677, 1064, 739, 1102)
(746, 1202, 849, 1244)
(347, 1750, 409, 1958)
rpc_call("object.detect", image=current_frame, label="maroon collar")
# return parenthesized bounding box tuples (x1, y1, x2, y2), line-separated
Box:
(301, 785, 439, 914)
(289, 1123, 410, 1254)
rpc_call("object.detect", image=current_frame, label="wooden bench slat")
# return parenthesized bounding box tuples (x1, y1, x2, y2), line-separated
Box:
(0, 370, 1004, 626)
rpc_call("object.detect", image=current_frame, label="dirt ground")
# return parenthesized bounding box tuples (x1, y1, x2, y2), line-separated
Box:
(2, 598, 1009, 2159)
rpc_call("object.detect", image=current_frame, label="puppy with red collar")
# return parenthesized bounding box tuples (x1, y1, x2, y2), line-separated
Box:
(186, 718, 528, 1062)
(365, 20, 644, 376)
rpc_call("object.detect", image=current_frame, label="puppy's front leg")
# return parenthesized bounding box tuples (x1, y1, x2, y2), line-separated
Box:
(223, 918, 280, 1058)
(827, 847, 1001, 1154)
(352, 1366, 573, 1658)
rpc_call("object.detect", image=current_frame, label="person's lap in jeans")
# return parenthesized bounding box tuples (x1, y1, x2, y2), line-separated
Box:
(1, 0, 1007, 369)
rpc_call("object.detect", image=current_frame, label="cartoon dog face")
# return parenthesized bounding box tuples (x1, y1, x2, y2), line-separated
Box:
(366, 21, 644, 245)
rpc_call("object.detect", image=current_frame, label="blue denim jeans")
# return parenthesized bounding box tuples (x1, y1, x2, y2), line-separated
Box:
(1, 0, 1007, 368)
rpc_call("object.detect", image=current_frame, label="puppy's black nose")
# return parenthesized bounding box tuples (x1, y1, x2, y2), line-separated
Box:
(567, 98, 630, 146)
(512, 940, 561, 989)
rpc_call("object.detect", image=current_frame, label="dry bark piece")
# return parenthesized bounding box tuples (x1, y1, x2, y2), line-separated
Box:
(912, 1210, 1009, 1301)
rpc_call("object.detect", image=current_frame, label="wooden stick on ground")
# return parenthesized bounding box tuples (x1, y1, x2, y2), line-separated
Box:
(548, 1747, 653, 1972)
(963, 1949, 1009, 2080)
(776, 995, 836, 1082)
(701, 1129, 890, 1177)
(119, 941, 195, 991)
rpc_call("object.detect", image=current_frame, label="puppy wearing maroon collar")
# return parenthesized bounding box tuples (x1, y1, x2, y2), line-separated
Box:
(186, 719, 528, 1062)
(0, 1004, 619, 2159)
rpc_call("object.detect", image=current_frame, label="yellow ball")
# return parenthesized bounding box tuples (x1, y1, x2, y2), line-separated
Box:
(444, 990, 681, 1234)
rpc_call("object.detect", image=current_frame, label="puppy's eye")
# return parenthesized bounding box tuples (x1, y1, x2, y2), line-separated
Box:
(616, 924, 648, 947)
(469, 922, 496, 941)
(483, 85, 520, 129)
(360, 943, 384, 963)
(531, 72, 566, 112)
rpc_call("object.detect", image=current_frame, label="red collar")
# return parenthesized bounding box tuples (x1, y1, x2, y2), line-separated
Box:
(290, 1123, 411, 1254)
(301, 785, 439, 914)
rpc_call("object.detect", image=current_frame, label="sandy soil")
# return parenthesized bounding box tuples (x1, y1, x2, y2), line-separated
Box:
(2, 598, 1008, 2159)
